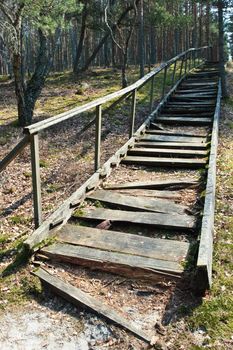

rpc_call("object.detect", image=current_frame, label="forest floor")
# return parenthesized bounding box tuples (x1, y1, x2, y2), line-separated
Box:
(0, 65, 232, 350)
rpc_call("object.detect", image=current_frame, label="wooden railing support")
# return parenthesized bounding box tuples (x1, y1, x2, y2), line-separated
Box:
(171, 60, 177, 86)
(184, 53, 188, 75)
(129, 89, 137, 138)
(30, 134, 42, 228)
(149, 76, 155, 113)
(162, 66, 167, 98)
(95, 105, 102, 171)
(179, 57, 184, 80)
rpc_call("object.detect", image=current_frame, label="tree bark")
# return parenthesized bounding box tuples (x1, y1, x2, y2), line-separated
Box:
(15, 29, 51, 126)
(218, 0, 228, 98)
(73, 1, 88, 74)
(138, 0, 145, 77)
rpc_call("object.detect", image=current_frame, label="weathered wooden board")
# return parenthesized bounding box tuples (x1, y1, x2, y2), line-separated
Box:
(145, 130, 207, 137)
(159, 113, 213, 118)
(34, 268, 152, 343)
(104, 179, 198, 190)
(155, 117, 212, 125)
(57, 224, 190, 262)
(195, 78, 221, 292)
(150, 122, 165, 130)
(74, 208, 196, 230)
(167, 99, 216, 104)
(177, 88, 217, 93)
(113, 189, 181, 199)
(174, 92, 217, 98)
(87, 189, 187, 214)
(41, 243, 185, 276)
(127, 147, 208, 158)
(171, 97, 216, 102)
(134, 141, 207, 149)
(122, 156, 206, 168)
(164, 107, 214, 112)
(141, 134, 206, 143)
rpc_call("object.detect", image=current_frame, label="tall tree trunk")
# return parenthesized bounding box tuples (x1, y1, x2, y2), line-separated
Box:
(73, 1, 88, 74)
(218, 0, 228, 98)
(80, 0, 140, 72)
(13, 52, 26, 126)
(138, 0, 145, 77)
(16, 29, 51, 126)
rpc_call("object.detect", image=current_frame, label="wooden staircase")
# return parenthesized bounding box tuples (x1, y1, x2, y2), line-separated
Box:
(35, 63, 219, 280)
(31, 62, 221, 342)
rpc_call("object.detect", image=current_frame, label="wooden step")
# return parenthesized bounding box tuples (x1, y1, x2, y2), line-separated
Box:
(173, 93, 217, 99)
(114, 189, 182, 200)
(155, 116, 212, 125)
(176, 89, 217, 94)
(141, 134, 206, 143)
(171, 95, 216, 101)
(56, 224, 190, 263)
(40, 242, 186, 278)
(166, 101, 216, 106)
(181, 82, 217, 88)
(159, 113, 213, 118)
(73, 207, 196, 230)
(134, 141, 207, 149)
(145, 130, 207, 137)
(122, 156, 206, 168)
(87, 189, 187, 214)
(164, 106, 214, 112)
(104, 179, 198, 190)
(127, 147, 208, 158)
(188, 71, 219, 77)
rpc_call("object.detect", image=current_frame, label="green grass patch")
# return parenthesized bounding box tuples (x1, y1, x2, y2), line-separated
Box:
(10, 215, 31, 225)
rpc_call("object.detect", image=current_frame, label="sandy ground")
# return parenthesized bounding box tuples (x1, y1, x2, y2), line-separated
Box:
(0, 299, 120, 350)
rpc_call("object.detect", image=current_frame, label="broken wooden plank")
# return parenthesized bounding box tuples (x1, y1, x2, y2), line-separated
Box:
(122, 156, 206, 168)
(103, 179, 198, 190)
(74, 208, 196, 230)
(134, 141, 207, 150)
(57, 224, 190, 262)
(127, 147, 208, 158)
(150, 122, 165, 130)
(34, 268, 152, 343)
(141, 134, 206, 143)
(40, 243, 185, 276)
(87, 189, 187, 214)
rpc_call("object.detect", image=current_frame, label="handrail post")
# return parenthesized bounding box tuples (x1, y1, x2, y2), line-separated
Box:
(30, 134, 42, 228)
(179, 57, 184, 79)
(171, 60, 177, 86)
(210, 46, 213, 61)
(149, 76, 155, 113)
(95, 105, 102, 171)
(188, 52, 192, 71)
(184, 53, 188, 75)
(129, 89, 137, 138)
(162, 66, 167, 98)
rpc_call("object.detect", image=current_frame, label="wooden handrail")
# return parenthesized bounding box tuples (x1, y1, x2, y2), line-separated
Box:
(0, 136, 30, 173)
(24, 46, 210, 136)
